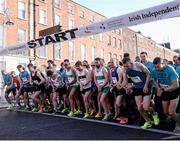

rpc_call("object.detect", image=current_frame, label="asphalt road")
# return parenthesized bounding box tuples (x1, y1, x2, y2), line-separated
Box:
(0, 109, 179, 140)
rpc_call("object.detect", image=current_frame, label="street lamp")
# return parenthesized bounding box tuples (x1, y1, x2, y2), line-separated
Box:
(2, 8, 14, 68)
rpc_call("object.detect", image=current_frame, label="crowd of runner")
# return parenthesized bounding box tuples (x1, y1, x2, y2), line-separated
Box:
(1, 52, 180, 132)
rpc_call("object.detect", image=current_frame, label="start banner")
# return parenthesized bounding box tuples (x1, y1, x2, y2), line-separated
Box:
(0, 0, 179, 55)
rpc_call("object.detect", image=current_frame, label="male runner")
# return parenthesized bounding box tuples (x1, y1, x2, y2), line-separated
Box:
(152, 57, 180, 132)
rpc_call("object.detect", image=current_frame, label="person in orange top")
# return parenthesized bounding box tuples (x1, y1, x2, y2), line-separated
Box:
(11, 71, 20, 90)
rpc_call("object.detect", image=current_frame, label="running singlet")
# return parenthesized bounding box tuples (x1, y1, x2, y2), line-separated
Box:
(3, 74, 12, 86)
(151, 65, 179, 88)
(126, 63, 146, 89)
(31, 71, 42, 83)
(51, 74, 65, 89)
(58, 69, 67, 83)
(66, 69, 78, 86)
(13, 76, 20, 89)
(111, 67, 119, 84)
(19, 70, 31, 87)
(77, 69, 91, 89)
(95, 67, 109, 87)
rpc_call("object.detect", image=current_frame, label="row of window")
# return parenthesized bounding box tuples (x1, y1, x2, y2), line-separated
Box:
(0, 0, 95, 24)
(39, 42, 122, 62)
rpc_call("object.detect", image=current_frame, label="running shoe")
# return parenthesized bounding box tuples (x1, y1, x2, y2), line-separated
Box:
(68, 111, 75, 117)
(32, 107, 38, 112)
(61, 108, 69, 114)
(83, 113, 91, 119)
(119, 117, 128, 124)
(90, 109, 96, 116)
(95, 112, 102, 118)
(74, 110, 82, 115)
(141, 121, 152, 129)
(116, 116, 124, 121)
(113, 114, 119, 120)
(102, 114, 111, 121)
(153, 115, 160, 126)
(6, 105, 13, 111)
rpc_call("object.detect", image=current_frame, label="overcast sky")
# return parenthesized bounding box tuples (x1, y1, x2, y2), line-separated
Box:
(76, 0, 180, 49)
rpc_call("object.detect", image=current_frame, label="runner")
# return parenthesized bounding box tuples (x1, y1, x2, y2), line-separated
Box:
(109, 58, 127, 123)
(152, 57, 180, 132)
(27, 64, 46, 112)
(64, 59, 81, 117)
(140, 52, 163, 118)
(122, 57, 159, 129)
(94, 57, 111, 121)
(16, 65, 33, 110)
(1, 70, 17, 110)
(89, 61, 97, 116)
(75, 61, 92, 118)
(11, 71, 20, 91)
(57, 62, 69, 113)
(46, 69, 67, 114)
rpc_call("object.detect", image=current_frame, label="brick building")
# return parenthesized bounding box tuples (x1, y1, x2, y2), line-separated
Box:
(0, 0, 178, 71)
(122, 28, 178, 61)
(0, 0, 124, 70)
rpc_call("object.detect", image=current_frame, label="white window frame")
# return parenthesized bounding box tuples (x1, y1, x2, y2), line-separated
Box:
(68, 18, 74, 29)
(17, 29, 26, 43)
(68, 41, 75, 60)
(91, 47, 96, 61)
(100, 49, 104, 59)
(108, 53, 112, 61)
(90, 35, 95, 40)
(54, 43, 62, 59)
(107, 35, 111, 46)
(99, 33, 103, 42)
(18, 1, 26, 19)
(118, 39, 122, 49)
(80, 10, 85, 18)
(81, 44, 86, 61)
(54, 14, 61, 26)
(0, 0, 5, 14)
(68, 4, 74, 14)
(112, 37, 117, 47)
(90, 15, 94, 22)
(39, 46, 47, 58)
(53, 0, 61, 9)
(0, 25, 4, 49)
(39, 9, 47, 25)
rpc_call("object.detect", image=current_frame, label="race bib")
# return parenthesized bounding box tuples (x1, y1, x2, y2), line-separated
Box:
(130, 76, 142, 83)
(68, 77, 74, 83)
(22, 77, 28, 84)
(159, 84, 169, 88)
(97, 80, 104, 86)
(112, 77, 117, 84)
